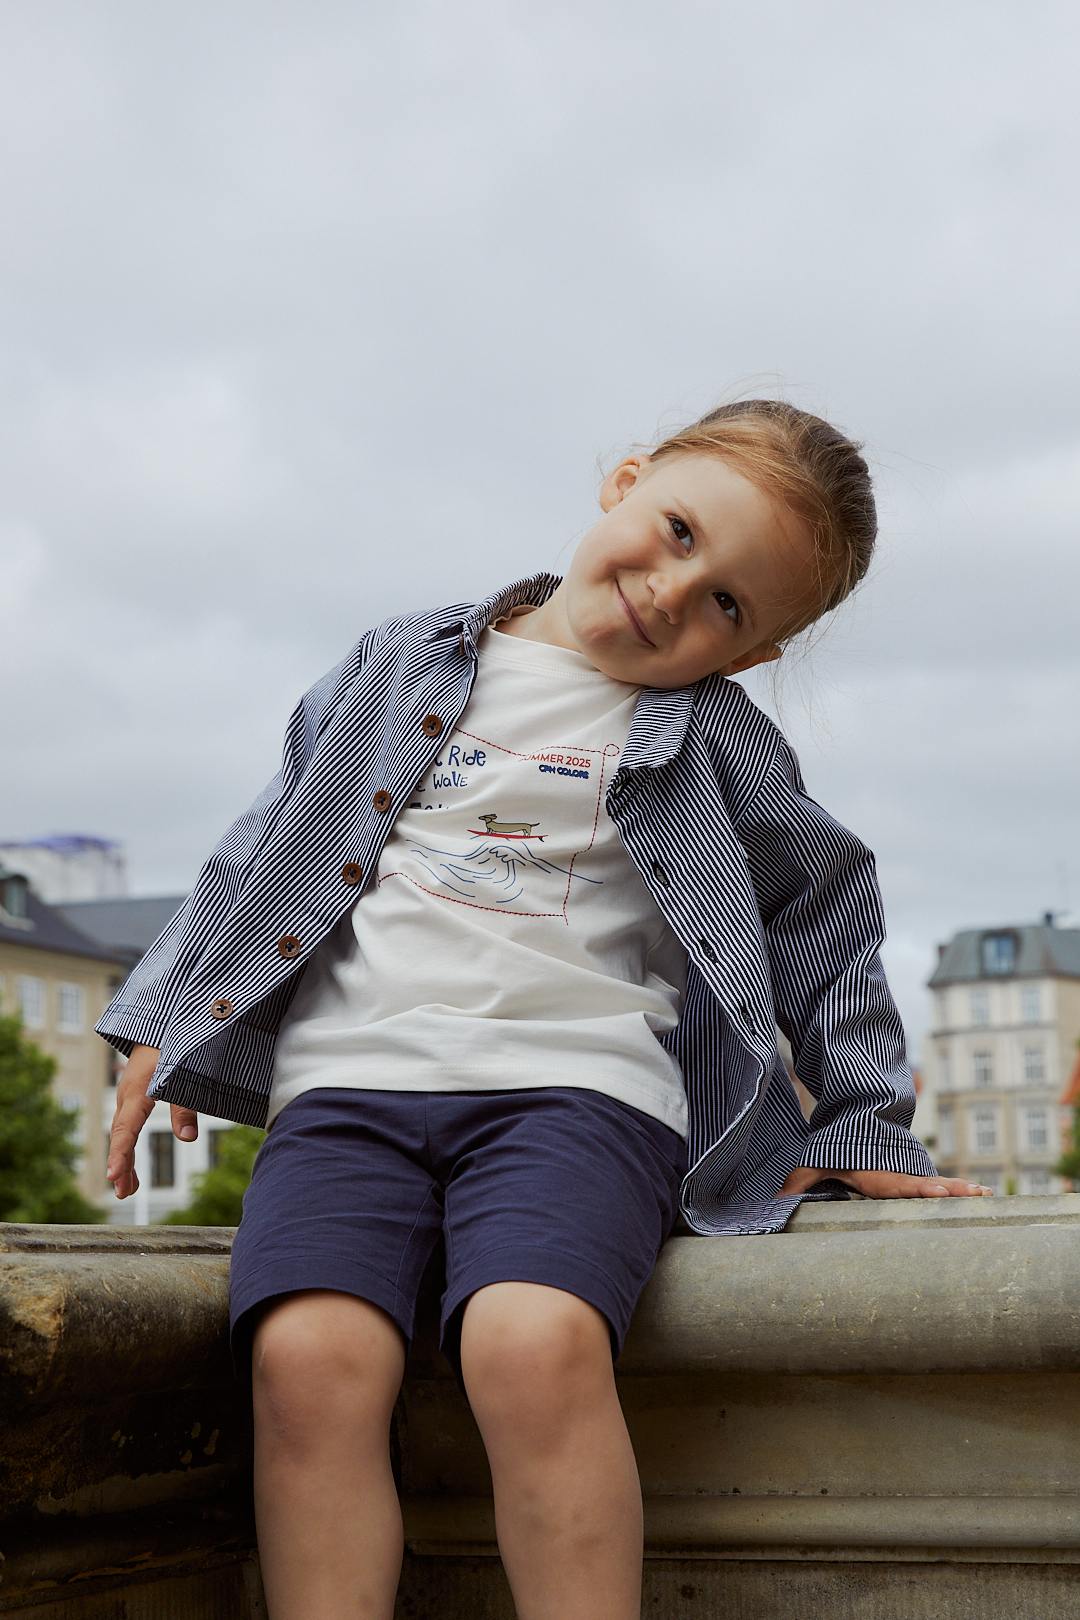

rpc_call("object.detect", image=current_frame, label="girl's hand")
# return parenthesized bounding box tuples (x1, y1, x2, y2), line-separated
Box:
(778, 1167, 994, 1199)
(106, 1043, 201, 1200)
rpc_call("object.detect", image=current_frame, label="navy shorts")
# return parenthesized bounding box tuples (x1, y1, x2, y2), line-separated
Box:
(228, 1085, 687, 1390)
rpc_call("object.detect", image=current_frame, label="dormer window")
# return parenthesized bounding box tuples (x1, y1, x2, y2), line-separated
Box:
(980, 931, 1016, 976)
(0, 871, 29, 920)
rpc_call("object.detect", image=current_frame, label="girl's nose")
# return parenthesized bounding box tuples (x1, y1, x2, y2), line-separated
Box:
(646, 570, 692, 624)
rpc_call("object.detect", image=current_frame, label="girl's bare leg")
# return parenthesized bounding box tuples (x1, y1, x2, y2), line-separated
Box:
(459, 1280, 643, 1620)
(249, 1289, 407, 1620)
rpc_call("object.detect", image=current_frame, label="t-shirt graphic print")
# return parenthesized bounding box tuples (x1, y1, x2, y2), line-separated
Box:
(268, 615, 689, 1136)
(388, 723, 620, 921)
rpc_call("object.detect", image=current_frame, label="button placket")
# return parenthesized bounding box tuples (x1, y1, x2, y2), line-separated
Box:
(361, 711, 453, 895)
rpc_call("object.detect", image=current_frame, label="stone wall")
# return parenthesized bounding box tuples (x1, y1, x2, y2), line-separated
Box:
(2, 1194, 1078, 1617)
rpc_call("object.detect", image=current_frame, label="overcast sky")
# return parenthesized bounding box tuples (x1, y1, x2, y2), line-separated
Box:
(3, 2, 1078, 1068)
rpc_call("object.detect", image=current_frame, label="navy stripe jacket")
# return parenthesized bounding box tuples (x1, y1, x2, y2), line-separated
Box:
(96, 569, 937, 1235)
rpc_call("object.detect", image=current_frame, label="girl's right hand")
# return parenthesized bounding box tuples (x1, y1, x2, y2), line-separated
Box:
(106, 1043, 201, 1200)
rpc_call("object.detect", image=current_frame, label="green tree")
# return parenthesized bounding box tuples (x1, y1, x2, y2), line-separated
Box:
(0, 1013, 107, 1224)
(1052, 1036, 1080, 1191)
(1055, 1114, 1080, 1188)
(159, 1123, 264, 1226)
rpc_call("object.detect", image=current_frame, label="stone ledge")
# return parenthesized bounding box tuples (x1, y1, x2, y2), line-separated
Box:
(3, 1195, 1078, 1404)
(1, 1196, 1078, 1617)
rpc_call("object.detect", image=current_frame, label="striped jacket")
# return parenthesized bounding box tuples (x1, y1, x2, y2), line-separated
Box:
(96, 569, 937, 1235)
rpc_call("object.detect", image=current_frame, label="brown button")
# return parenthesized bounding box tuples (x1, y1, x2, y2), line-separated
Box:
(210, 998, 234, 1020)
(373, 790, 392, 812)
(421, 714, 443, 738)
(277, 935, 301, 959)
(342, 862, 364, 886)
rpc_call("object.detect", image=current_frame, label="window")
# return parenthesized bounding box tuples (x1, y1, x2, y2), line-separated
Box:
(980, 932, 1016, 975)
(938, 1046, 952, 1089)
(970, 987, 990, 1026)
(972, 1106, 998, 1153)
(937, 1110, 956, 1157)
(1020, 984, 1041, 1023)
(150, 1131, 175, 1189)
(972, 1049, 993, 1088)
(208, 1128, 227, 1170)
(1022, 1107, 1049, 1152)
(1022, 1168, 1053, 1195)
(1022, 1045, 1046, 1085)
(58, 1092, 85, 1144)
(17, 975, 46, 1029)
(2, 874, 28, 919)
(57, 982, 85, 1034)
(977, 1169, 1002, 1194)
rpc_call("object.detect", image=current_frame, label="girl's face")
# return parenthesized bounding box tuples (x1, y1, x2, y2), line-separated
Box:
(503, 451, 820, 690)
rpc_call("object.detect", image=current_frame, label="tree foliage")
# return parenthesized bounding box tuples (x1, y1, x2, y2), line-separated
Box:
(1052, 1036, 1080, 1189)
(0, 1013, 107, 1224)
(159, 1123, 263, 1226)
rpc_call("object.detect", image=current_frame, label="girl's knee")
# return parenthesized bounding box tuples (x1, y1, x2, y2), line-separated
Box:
(458, 1282, 614, 1421)
(250, 1288, 406, 1433)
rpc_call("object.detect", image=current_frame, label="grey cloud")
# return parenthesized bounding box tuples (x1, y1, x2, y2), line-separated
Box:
(3, 0, 1078, 1068)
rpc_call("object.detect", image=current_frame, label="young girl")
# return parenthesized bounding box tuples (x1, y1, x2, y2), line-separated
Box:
(100, 398, 991, 1620)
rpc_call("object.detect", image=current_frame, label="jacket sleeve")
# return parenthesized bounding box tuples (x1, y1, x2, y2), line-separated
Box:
(735, 736, 938, 1177)
(95, 619, 389, 1060)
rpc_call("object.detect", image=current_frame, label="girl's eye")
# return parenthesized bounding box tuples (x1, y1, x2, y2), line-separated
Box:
(668, 517, 742, 628)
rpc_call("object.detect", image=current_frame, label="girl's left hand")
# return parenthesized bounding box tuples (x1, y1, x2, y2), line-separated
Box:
(778, 1167, 994, 1198)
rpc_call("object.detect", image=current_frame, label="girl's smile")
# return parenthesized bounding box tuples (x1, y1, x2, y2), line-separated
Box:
(616, 580, 656, 647)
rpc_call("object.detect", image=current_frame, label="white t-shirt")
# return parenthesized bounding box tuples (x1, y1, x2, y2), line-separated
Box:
(267, 610, 689, 1135)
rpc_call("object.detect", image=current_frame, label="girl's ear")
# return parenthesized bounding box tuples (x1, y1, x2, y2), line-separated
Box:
(599, 454, 650, 511)
(719, 641, 783, 677)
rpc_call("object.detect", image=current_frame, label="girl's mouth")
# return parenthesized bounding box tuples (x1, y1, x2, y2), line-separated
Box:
(617, 581, 654, 646)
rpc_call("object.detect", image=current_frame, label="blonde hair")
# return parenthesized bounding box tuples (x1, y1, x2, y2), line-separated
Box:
(637, 398, 877, 646)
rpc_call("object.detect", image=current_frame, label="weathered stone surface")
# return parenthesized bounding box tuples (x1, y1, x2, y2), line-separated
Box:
(1, 1194, 1077, 1617)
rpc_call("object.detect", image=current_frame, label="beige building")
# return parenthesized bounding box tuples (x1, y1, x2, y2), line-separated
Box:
(924, 913, 1080, 1195)
(0, 864, 131, 1211)
(0, 867, 240, 1227)
(56, 890, 245, 1227)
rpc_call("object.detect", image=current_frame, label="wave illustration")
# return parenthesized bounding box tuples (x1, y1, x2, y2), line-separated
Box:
(401, 835, 602, 905)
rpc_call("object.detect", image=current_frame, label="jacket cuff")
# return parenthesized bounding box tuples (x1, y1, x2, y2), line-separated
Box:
(798, 1128, 938, 1179)
(95, 1000, 172, 1059)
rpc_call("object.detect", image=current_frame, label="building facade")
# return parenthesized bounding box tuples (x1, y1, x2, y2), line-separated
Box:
(0, 866, 130, 1210)
(924, 913, 1080, 1195)
(59, 891, 239, 1226)
(0, 863, 239, 1224)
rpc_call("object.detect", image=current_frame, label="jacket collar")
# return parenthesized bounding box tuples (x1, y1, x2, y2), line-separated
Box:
(448, 570, 698, 771)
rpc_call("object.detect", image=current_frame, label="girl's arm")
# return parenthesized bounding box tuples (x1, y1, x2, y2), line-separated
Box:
(736, 735, 938, 1181)
(96, 616, 389, 1060)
